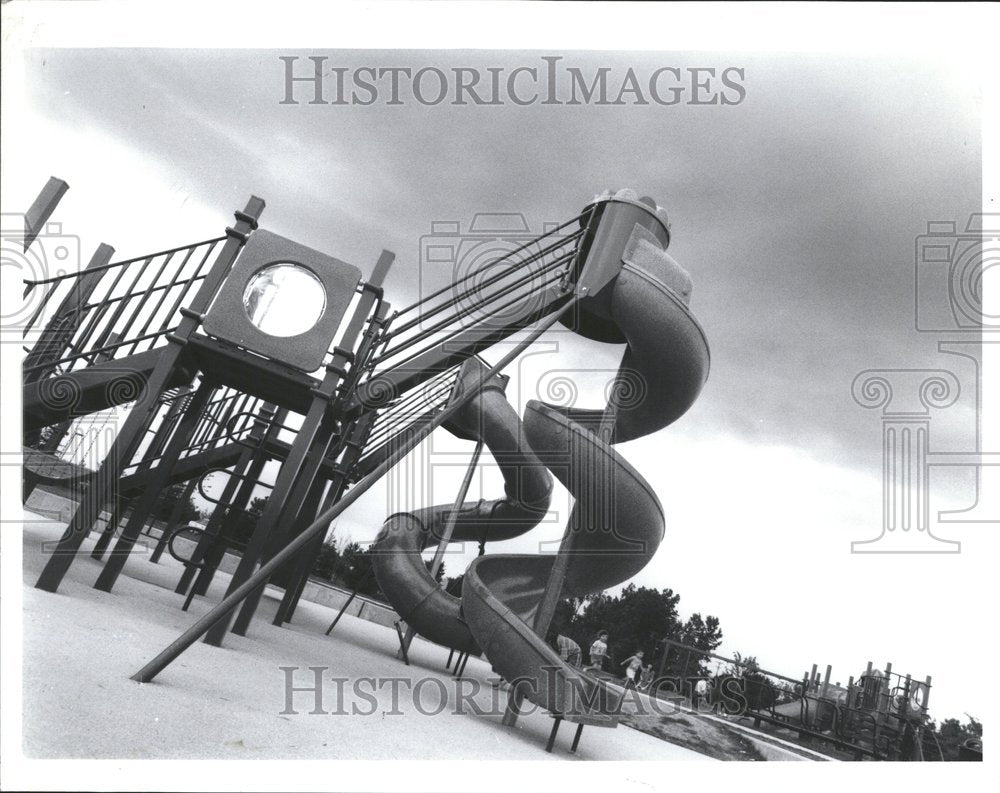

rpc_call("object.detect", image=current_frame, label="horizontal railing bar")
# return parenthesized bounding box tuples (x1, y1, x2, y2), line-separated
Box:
(23, 237, 226, 287)
(390, 215, 584, 320)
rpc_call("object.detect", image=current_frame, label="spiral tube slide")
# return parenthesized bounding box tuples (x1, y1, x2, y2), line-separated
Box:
(372, 193, 710, 725)
(373, 359, 554, 655)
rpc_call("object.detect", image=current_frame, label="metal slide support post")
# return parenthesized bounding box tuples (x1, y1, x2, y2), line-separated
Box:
(94, 379, 216, 591)
(150, 477, 198, 564)
(227, 382, 342, 627)
(174, 398, 277, 592)
(131, 386, 194, 477)
(395, 622, 410, 665)
(173, 455, 254, 595)
(229, 262, 393, 637)
(398, 439, 484, 659)
(90, 494, 129, 560)
(189, 406, 287, 597)
(275, 527, 327, 624)
(34, 197, 264, 592)
(209, 252, 394, 644)
(546, 718, 562, 753)
(324, 566, 375, 636)
(131, 304, 575, 682)
(267, 475, 327, 625)
(94, 386, 195, 562)
(272, 302, 392, 626)
(503, 359, 626, 728)
(276, 392, 382, 624)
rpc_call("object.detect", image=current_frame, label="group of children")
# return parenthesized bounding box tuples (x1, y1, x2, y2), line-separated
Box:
(548, 629, 655, 691)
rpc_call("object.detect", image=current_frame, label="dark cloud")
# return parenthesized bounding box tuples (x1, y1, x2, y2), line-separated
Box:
(27, 48, 982, 474)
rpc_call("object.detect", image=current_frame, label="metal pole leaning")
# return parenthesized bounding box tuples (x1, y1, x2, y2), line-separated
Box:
(324, 566, 375, 635)
(397, 438, 484, 659)
(131, 301, 576, 683)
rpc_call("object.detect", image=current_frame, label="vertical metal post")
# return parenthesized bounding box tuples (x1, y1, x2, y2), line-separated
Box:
(219, 254, 393, 641)
(22, 177, 69, 251)
(90, 495, 129, 560)
(274, 299, 392, 626)
(94, 379, 215, 591)
(174, 461, 250, 593)
(150, 477, 198, 564)
(398, 439, 483, 658)
(657, 640, 670, 680)
(22, 242, 113, 375)
(190, 407, 288, 597)
(323, 568, 375, 636)
(395, 622, 410, 665)
(269, 476, 327, 625)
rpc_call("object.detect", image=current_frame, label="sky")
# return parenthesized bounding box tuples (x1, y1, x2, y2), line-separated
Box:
(5, 43, 994, 726)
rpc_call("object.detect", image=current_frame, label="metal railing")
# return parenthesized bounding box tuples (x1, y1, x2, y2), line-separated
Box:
(23, 237, 226, 379)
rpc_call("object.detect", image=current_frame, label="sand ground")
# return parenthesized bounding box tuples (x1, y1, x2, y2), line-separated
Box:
(20, 512, 710, 761)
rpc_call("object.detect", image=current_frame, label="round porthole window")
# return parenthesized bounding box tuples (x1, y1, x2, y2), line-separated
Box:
(242, 263, 326, 337)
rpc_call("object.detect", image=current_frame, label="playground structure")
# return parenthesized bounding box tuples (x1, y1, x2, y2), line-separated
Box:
(655, 637, 943, 761)
(21, 179, 709, 749)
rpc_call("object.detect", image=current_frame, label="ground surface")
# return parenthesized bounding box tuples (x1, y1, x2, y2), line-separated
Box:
(21, 513, 715, 761)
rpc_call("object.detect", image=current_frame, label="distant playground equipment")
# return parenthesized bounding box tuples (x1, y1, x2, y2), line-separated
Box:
(656, 637, 943, 761)
(21, 179, 709, 751)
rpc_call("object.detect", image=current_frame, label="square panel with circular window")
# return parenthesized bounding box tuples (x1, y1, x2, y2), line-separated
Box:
(203, 230, 362, 372)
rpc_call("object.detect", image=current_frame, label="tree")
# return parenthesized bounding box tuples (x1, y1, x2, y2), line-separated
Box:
(151, 482, 202, 524)
(228, 495, 269, 548)
(675, 613, 723, 676)
(719, 651, 777, 712)
(927, 715, 982, 761)
(569, 584, 682, 667)
(332, 542, 384, 599)
(311, 537, 340, 581)
(427, 559, 446, 583)
(444, 573, 464, 597)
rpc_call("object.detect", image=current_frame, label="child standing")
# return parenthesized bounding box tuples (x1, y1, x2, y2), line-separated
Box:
(620, 650, 645, 689)
(588, 631, 609, 672)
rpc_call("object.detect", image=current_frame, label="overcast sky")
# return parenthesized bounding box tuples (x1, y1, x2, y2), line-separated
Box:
(10, 47, 990, 721)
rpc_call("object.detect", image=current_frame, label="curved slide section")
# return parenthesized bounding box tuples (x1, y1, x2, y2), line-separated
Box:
(374, 193, 710, 724)
(372, 359, 554, 655)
